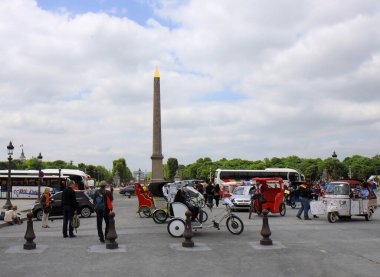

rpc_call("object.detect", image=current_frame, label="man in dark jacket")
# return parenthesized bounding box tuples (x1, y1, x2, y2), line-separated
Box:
(93, 181, 113, 243)
(296, 183, 312, 220)
(62, 181, 78, 238)
(206, 182, 215, 208)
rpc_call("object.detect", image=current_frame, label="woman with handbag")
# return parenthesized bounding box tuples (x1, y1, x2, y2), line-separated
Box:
(41, 188, 52, 228)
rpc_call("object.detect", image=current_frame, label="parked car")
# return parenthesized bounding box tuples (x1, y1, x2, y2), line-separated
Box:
(119, 185, 135, 196)
(230, 185, 253, 211)
(32, 190, 95, 221)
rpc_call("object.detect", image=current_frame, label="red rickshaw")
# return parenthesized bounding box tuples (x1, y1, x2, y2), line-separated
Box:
(134, 183, 154, 217)
(248, 177, 286, 219)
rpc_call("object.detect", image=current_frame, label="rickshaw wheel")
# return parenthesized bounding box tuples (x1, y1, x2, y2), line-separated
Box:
(197, 210, 208, 223)
(279, 203, 286, 216)
(365, 210, 373, 221)
(138, 206, 152, 218)
(226, 215, 244, 235)
(327, 212, 338, 223)
(167, 218, 185, 237)
(153, 209, 168, 224)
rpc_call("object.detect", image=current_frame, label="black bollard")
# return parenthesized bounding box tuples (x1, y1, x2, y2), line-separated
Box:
(182, 210, 194, 248)
(24, 212, 36, 250)
(106, 211, 118, 249)
(260, 209, 272, 246)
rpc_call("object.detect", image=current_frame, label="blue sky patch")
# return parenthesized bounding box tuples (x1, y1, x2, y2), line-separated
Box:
(37, 0, 156, 26)
(197, 90, 247, 102)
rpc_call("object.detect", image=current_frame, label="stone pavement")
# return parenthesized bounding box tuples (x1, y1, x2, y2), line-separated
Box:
(0, 193, 380, 277)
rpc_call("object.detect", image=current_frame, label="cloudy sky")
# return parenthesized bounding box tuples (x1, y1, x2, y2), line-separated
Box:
(1, 0, 379, 172)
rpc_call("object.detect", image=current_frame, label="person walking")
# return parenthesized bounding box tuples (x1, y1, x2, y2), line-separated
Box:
(62, 180, 78, 238)
(93, 181, 113, 243)
(296, 183, 312, 220)
(206, 182, 215, 208)
(214, 183, 221, 207)
(40, 188, 52, 228)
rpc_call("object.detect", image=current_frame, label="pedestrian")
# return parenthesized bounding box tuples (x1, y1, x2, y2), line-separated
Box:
(93, 181, 113, 243)
(205, 182, 215, 208)
(296, 183, 312, 220)
(214, 183, 221, 207)
(40, 187, 52, 228)
(251, 181, 265, 214)
(4, 205, 23, 225)
(62, 180, 78, 238)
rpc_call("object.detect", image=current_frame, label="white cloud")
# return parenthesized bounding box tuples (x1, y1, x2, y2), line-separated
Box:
(0, 0, 379, 172)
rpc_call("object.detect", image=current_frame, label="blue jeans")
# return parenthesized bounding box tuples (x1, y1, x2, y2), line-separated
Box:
(297, 197, 310, 219)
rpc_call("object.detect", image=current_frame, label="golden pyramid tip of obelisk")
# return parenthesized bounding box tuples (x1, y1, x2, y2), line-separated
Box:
(154, 67, 160, 78)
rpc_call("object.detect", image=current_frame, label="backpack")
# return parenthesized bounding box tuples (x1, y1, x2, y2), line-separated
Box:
(94, 190, 105, 213)
(71, 211, 80, 232)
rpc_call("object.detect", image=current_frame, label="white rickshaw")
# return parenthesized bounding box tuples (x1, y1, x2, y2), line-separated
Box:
(310, 180, 377, 223)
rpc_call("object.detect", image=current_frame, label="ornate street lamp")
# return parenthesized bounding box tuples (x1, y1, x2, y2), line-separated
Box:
(3, 141, 14, 209)
(37, 152, 43, 200)
(332, 151, 338, 179)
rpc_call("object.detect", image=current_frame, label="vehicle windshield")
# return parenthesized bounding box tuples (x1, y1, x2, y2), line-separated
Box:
(233, 187, 246, 195)
(325, 183, 350, 195)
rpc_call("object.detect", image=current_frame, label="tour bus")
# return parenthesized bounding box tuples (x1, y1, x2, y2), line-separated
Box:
(214, 168, 305, 197)
(0, 169, 89, 199)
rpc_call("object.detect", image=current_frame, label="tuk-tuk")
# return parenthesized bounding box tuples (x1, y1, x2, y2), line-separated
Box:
(310, 179, 377, 223)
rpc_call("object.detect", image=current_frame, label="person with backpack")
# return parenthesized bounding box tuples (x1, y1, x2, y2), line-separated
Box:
(93, 181, 113, 243)
(62, 180, 78, 238)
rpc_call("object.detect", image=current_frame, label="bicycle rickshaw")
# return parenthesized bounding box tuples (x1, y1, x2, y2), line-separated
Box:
(135, 182, 154, 217)
(310, 179, 377, 223)
(248, 177, 286, 219)
(150, 183, 207, 224)
(167, 197, 244, 237)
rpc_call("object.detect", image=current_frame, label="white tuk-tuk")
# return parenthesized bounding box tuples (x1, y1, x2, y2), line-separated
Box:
(310, 180, 377, 223)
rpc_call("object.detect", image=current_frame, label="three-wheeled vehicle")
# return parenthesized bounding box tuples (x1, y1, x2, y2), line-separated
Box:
(310, 179, 377, 223)
(167, 197, 244, 237)
(248, 177, 286, 219)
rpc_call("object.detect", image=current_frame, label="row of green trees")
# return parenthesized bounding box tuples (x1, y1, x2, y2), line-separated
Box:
(170, 155, 380, 182)
(2, 155, 379, 183)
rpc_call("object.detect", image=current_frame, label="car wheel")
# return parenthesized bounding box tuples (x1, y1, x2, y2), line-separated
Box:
(327, 212, 338, 223)
(80, 206, 92, 218)
(365, 210, 373, 221)
(36, 209, 43, 221)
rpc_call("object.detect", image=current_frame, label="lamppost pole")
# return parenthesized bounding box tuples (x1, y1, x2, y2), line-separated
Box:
(58, 168, 62, 190)
(332, 151, 337, 179)
(37, 152, 43, 201)
(3, 141, 14, 209)
(348, 165, 352, 179)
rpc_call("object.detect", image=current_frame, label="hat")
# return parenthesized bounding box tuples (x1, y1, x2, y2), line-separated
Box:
(100, 181, 107, 187)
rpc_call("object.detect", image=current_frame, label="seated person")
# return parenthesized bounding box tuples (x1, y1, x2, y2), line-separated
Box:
(360, 185, 369, 199)
(4, 205, 23, 225)
(174, 188, 199, 221)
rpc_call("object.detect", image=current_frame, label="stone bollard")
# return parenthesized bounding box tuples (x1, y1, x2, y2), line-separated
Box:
(260, 209, 272, 246)
(24, 212, 36, 250)
(182, 210, 194, 248)
(106, 211, 118, 249)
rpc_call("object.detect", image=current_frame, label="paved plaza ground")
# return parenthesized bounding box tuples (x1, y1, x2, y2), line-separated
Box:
(1, 190, 380, 277)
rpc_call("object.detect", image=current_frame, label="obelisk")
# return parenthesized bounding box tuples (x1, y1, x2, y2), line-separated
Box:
(151, 67, 164, 182)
